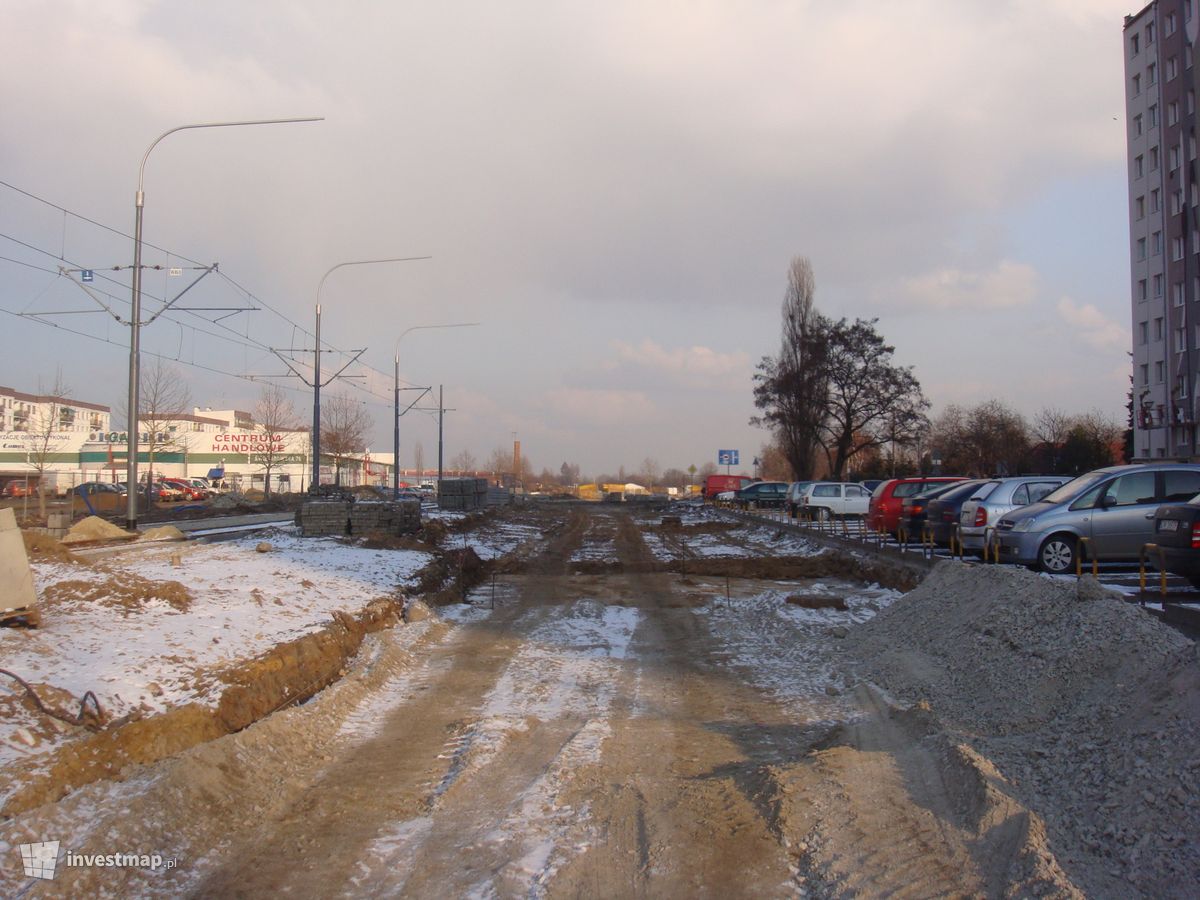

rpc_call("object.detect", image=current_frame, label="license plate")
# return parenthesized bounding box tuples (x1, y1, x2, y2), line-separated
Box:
(1158, 519, 1180, 532)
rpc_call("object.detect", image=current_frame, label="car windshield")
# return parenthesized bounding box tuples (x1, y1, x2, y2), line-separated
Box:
(1039, 471, 1109, 505)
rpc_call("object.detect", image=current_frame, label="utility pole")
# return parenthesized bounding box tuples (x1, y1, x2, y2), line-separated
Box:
(437, 385, 444, 491)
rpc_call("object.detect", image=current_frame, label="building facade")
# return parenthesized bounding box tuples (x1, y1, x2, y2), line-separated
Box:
(0, 392, 393, 494)
(1126, 1, 1200, 459)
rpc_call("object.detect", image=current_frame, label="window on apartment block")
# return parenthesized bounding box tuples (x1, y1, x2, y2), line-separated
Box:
(1190, 91, 1196, 115)
(1175, 281, 1186, 305)
(1138, 237, 1148, 259)
(1166, 12, 1177, 36)
(1169, 101, 1179, 126)
(1177, 326, 1188, 353)
(1141, 363, 1150, 385)
(1156, 316, 1165, 340)
(1149, 62, 1158, 85)
(1134, 113, 1144, 136)
(1173, 235, 1185, 259)
(1152, 187, 1161, 211)
(1172, 190, 1183, 214)
(1178, 375, 1190, 399)
(1153, 230, 1164, 254)
(1147, 21, 1156, 44)
(1140, 321, 1150, 344)
(1171, 146, 1182, 171)
(1139, 277, 1149, 299)
(1157, 360, 1166, 383)
(1136, 154, 1145, 177)
(1151, 146, 1161, 168)
(1155, 273, 1165, 296)
(1168, 57, 1178, 81)
(1187, 0, 1194, 22)
(1150, 103, 1159, 127)
(1132, 32, 1141, 56)
(1137, 195, 1147, 218)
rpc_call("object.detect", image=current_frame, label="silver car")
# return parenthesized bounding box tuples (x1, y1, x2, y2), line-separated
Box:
(994, 464, 1200, 573)
(958, 476, 1069, 553)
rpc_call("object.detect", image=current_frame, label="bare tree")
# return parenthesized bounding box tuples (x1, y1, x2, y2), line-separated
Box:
(253, 383, 300, 497)
(451, 448, 477, 473)
(25, 369, 71, 519)
(639, 457, 661, 488)
(413, 441, 425, 481)
(138, 359, 191, 507)
(753, 257, 829, 479)
(321, 392, 372, 484)
(487, 445, 513, 475)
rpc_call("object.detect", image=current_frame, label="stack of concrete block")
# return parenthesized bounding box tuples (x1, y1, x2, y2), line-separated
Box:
(298, 500, 351, 536)
(438, 477, 490, 511)
(486, 486, 512, 507)
(299, 498, 423, 537)
(349, 499, 421, 535)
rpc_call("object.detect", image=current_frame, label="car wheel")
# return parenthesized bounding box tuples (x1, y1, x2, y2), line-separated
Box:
(816, 506, 831, 521)
(1038, 534, 1077, 574)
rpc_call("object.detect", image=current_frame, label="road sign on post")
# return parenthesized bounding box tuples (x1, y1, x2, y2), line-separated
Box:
(718, 449, 739, 474)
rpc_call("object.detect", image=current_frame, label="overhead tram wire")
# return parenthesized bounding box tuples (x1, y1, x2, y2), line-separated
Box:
(0, 179, 419, 411)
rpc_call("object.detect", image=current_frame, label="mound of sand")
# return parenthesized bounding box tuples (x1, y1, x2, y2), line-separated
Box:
(22, 531, 85, 565)
(60, 516, 136, 545)
(843, 561, 1200, 897)
(40, 573, 193, 613)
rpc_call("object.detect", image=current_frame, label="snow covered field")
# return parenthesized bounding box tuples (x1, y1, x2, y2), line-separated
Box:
(0, 527, 431, 800)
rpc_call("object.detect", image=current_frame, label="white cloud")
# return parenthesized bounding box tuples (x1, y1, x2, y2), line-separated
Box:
(898, 260, 1037, 311)
(542, 388, 656, 426)
(1056, 297, 1128, 351)
(611, 340, 750, 384)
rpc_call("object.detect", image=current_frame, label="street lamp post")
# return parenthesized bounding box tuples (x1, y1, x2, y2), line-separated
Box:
(124, 116, 322, 529)
(309, 257, 430, 493)
(393, 323, 479, 498)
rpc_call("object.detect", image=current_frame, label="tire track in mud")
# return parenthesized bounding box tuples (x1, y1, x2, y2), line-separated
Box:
(179, 504, 1069, 898)
(189, 506, 606, 897)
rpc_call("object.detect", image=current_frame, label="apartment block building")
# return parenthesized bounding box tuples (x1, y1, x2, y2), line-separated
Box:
(0, 385, 110, 434)
(1126, 1, 1200, 459)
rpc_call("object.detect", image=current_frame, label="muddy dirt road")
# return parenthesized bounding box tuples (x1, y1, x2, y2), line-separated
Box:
(4, 503, 1083, 897)
(174, 505, 1060, 898)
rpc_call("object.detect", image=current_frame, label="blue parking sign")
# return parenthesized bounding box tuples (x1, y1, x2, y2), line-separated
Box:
(718, 449, 739, 466)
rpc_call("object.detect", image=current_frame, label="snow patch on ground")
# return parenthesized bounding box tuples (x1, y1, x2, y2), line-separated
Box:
(0, 528, 431, 801)
(700, 578, 901, 721)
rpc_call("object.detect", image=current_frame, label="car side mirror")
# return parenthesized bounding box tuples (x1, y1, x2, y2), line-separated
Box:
(1097, 494, 1117, 509)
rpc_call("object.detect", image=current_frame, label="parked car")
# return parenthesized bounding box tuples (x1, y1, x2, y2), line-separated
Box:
(785, 481, 816, 518)
(705, 474, 756, 500)
(922, 479, 997, 546)
(995, 464, 1200, 573)
(163, 478, 209, 500)
(72, 481, 122, 496)
(797, 482, 871, 520)
(734, 481, 789, 510)
(867, 477, 965, 535)
(2, 480, 39, 498)
(957, 476, 1070, 554)
(1151, 497, 1200, 587)
(899, 481, 973, 539)
(859, 479, 884, 494)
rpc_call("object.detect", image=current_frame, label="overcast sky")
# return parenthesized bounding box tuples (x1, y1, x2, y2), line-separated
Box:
(1, 0, 1136, 477)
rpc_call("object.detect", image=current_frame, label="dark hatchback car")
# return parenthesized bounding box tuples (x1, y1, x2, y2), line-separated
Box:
(923, 479, 997, 545)
(899, 481, 973, 539)
(1152, 497, 1200, 587)
(735, 481, 789, 510)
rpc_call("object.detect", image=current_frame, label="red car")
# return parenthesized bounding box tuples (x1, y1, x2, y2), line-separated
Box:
(163, 478, 209, 501)
(867, 477, 965, 535)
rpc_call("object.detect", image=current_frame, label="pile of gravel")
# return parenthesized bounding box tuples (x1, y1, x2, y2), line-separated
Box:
(842, 561, 1199, 898)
